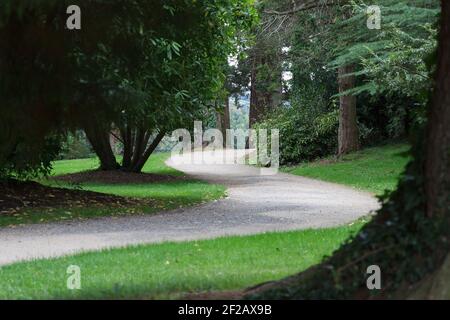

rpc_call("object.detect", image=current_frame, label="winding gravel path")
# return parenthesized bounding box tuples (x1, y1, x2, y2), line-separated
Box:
(0, 150, 379, 266)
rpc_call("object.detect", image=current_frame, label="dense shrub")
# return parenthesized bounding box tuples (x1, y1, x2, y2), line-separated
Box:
(0, 135, 61, 181)
(58, 132, 95, 160)
(256, 104, 338, 166)
(357, 91, 423, 146)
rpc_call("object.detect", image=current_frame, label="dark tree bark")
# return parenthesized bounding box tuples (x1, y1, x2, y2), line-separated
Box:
(404, 2, 450, 297)
(249, 57, 263, 128)
(132, 131, 166, 173)
(337, 64, 360, 156)
(118, 127, 165, 173)
(121, 125, 134, 169)
(83, 121, 119, 171)
(216, 97, 231, 147)
(130, 127, 150, 170)
(249, 53, 282, 128)
(425, 0, 450, 220)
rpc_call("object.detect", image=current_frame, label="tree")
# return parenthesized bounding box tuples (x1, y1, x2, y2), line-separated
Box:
(262, 0, 439, 157)
(425, 0, 449, 222)
(335, 7, 360, 156)
(247, 0, 449, 299)
(1, 0, 255, 175)
(245, 0, 288, 128)
(0, 1, 72, 179)
(261, 0, 361, 155)
(337, 64, 359, 155)
(248, 46, 283, 128)
(331, 1, 439, 155)
(73, 0, 255, 171)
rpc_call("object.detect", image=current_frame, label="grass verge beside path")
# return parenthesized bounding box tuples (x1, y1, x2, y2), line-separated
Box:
(50, 153, 185, 177)
(0, 221, 365, 299)
(0, 153, 225, 227)
(48, 153, 224, 208)
(282, 143, 411, 195)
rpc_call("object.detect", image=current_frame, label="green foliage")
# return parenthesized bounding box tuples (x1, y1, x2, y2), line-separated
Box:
(0, 136, 61, 181)
(330, 1, 439, 100)
(251, 133, 448, 299)
(256, 104, 338, 165)
(284, 143, 411, 195)
(66, 0, 256, 136)
(254, 0, 439, 166)
(1, 153, 225, 227)
(359, 26, 436, 102)
(0, 0, 256, 177)
(230, 100, 250, 130)
(58, 132, 94, 160)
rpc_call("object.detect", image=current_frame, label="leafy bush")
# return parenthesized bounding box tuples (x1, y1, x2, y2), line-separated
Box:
(0, 135, 61, 181)
(255, 104, 338, 166)
(58, 132, 95, 160)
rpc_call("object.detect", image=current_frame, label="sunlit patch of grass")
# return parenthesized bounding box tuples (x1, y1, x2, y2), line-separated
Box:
(0, 153, 225, 227)
(283, 143, 410, 195)
(0, 221, 365, 299)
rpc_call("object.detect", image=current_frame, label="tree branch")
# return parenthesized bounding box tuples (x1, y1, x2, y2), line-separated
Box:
(264, 0, 344, 16)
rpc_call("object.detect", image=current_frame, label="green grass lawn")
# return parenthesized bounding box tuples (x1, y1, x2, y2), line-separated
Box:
(0, 144, 408, 299)
(0, 221, 364, 299)
(49, 152, 224, 205)
(47, 153, 224, 209)
(50, 152, 184, 177)
(282, 143, 411, 195)
(0, 153, 225, 227)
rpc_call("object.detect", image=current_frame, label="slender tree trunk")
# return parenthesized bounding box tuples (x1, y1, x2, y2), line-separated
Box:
(216, 97, 231, 147)
(249, 45, 283, 129)
(224, 97, 230, 135)
(129, 128, 150, 171)
(425, 0, 450, 220)
(337, 64, 360, 156)
(249, 57, 261, 128)
(130, 128, 146, 168)
(249, 55, 271, 128)
(121, 126, 133, 169)
(83, 121, 119, 170)
(132, 131, 166, 173)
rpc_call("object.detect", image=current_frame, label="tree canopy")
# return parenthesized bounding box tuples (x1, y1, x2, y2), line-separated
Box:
(0, 0, 256, 176)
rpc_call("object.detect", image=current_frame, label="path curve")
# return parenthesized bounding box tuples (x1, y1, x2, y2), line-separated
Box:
(0, 150, 380, 265)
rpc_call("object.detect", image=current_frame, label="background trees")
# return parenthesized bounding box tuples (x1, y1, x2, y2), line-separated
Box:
(247, 0, 449, 299)
(0, 0, 255, 177)
(68, 0, 255, 172)
(247, 0, 439, 165)
(0, 1, 71, 179)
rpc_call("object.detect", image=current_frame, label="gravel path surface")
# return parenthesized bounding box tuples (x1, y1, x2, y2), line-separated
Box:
(0, 150, 380, 265)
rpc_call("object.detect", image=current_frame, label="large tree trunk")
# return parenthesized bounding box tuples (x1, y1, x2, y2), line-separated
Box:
(425, 0, 450, 220)
(337, 64, 360, 156)
(83, 121, 119, 171)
